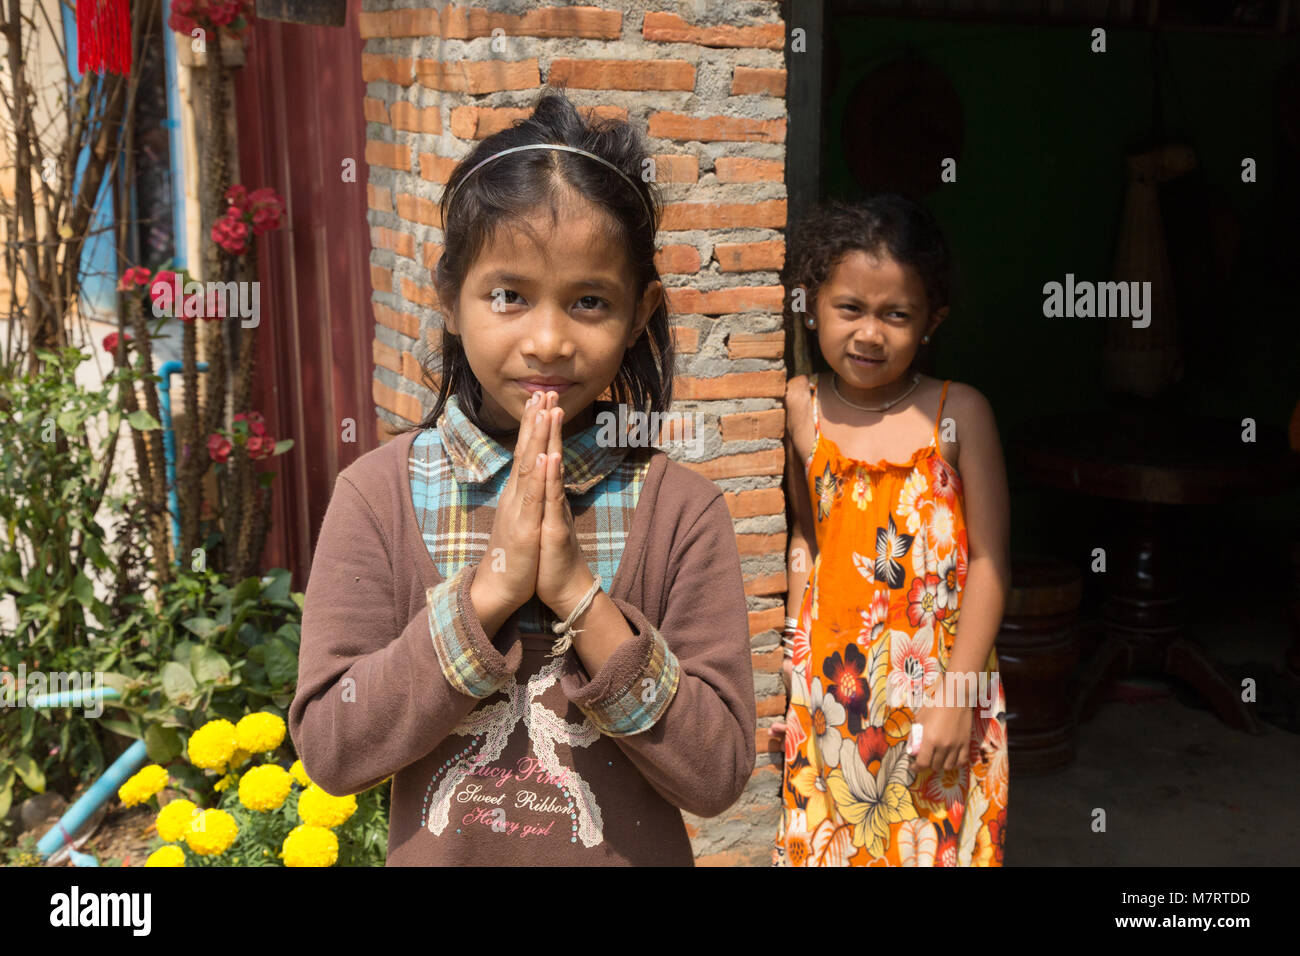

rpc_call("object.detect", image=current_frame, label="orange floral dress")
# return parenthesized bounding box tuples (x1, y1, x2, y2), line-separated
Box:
(774, 375, 1009, 866)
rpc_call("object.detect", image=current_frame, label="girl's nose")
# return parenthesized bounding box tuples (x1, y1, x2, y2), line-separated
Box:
(520, 305, 575, 362)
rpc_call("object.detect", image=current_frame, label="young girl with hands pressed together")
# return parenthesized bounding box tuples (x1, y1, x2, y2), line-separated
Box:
(770, 196, 1011, 866)
(289, 89, 756, 866)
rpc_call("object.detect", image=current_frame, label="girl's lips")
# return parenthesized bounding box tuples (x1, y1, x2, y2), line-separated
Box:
(517, 380, 574, 394)
(848, 355, 885, 367)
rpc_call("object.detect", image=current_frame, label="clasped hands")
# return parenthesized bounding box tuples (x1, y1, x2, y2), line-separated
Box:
(472, 390, 596, 624)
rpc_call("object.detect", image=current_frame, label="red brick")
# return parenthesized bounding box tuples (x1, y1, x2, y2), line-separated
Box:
(715, 239, 785, 272)
(363, 97, 389, 124)
(650, 153, 698, 184)
(723, 487, 785, 519)
(731, 66, 787, 96)
(756, 695, 786, 718)
(371, 226, 415, 259)
(649, 112, 785, 144)
(654, 244, 700, 275)
(720, 408, 784, 443)
(373, 301, 421, 339)
(675, 370, 785, 400)
(423, 242, 444, 272)
(661, 201, 785, 232)
(361, 54, 414, 86)
(389, 102, 442, 135)
(726, 330, 784, 359)
(367, 184, 393, 213)
(362, 5, 622, 40)
(395, 193, 442, 228)
(681, 449, 784, 481)
(451, 104, 625, 139)
(373, 378, 423, 423)
(754, 644, 784, 673)
(642, 12, 784, 50)
(415, 58, 540, 94)
(369, 264, 393, 294)
(744, 570, 786, 597)
(548, 58, 694, 91)
(372, 337, 401, 374)
(664, 285, 784, 316)
(671, 325, 700, 354)
(418, 153, 458, 184)
(738, 532, 785, 557)
(399, 276, 439, 310)
(714, 156, 783, 184)
(748, 605, 784, 637)
(365, 141, 412, 172)
(755, 726, 782, 754)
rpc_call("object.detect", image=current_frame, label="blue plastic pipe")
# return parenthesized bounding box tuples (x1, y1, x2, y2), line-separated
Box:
(156, 359, 209, 561)
(36, 739, 149, 860)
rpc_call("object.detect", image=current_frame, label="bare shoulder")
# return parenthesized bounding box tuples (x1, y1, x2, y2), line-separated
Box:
(941, 380, 998, 430)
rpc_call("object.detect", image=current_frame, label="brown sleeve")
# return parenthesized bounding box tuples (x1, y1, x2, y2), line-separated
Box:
(559, 492, 757, 817)
(288, 475, 522, 796)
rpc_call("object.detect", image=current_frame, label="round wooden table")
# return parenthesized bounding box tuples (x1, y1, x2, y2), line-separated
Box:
(1013, 405, 1300, 733)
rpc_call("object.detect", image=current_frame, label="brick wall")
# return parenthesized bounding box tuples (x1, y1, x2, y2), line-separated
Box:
(359, 1, 789, 866)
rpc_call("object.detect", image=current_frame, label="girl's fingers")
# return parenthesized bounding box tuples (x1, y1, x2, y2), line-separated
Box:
(521, 450, 547, 526)
(512, 393, 539, 486)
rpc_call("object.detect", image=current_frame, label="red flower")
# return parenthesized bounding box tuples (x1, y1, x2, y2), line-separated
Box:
(224, 184, 250, 213)
(207, 434, 232, 463)
(167, 0, 197, 35)
(102, 331, 133, 355)
(246, 433, 276, 460)
(234, 411, 268, 436)
(117, 266, 151, 291)
(856, 726, 889, 770)
(248, 188, 285, 235)
(150, 271, 179, 304)
(212, 212, 250, 255)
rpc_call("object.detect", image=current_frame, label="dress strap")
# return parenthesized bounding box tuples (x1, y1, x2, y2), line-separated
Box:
(932, 379, 951, 446)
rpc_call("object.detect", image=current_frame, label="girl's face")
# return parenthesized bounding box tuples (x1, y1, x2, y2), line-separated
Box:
(813, 249, 948, 399)
(445, 198, 662, 438)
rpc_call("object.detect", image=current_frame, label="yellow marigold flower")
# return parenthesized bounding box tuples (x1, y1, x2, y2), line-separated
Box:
(229, 748, 252, 769)
(156, 798, 198, 843)
(213, 773, 235, 793)
(117, 764, 170, 808)
(184, 808, 238, 856)
(144, 845, 186, 867)
(187, 719, 237, 770)
(297, 784, 357, 828)
(282, 825, 338, 867)
(236, 712, 286, 754)
(289, 759, 311, 787)
(238, 764, 292, 812)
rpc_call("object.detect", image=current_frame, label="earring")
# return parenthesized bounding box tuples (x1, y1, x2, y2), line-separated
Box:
(806, 318, 816, 328)
(922, 334, 930, 344)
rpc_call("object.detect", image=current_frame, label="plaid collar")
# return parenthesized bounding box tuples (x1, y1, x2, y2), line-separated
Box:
(436, 393, 634, 495)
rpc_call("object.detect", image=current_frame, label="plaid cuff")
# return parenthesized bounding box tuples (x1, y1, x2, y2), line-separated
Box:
(560, 598, 681, 737)
(426, 563, 521, 699)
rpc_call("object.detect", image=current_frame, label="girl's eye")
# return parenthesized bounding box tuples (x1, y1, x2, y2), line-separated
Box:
(576, 295, 607, 311)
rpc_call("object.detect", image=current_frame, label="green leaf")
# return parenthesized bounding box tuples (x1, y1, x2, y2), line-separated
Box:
(144, 724, 183, 764)
(161, 662, 198, 703)
(231, 576, 261, 606)
(71, 571, 94, 606)
(108, 409, 122, 435)
(182, 617, 219, 640)
(13, 753, 45, 794)
(190, 646, 230, 684)
(263, 568, 292, 602)
(127, 410, 161, 431)
(99, 719, 140, 740)
(272, 438, 294, 455)
(264, 636, 298, 687)
(171, 640, 197, 666)
(56, 409, 80, 432)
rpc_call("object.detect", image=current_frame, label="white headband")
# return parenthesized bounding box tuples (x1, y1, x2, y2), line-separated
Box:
(442, 143, 654, 228)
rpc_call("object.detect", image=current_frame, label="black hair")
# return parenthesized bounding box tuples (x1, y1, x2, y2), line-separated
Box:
(402, 85, 674, 440)
(781, 194, 956, 373)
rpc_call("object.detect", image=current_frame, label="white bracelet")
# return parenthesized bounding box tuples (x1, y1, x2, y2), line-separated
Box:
(549, 574, 603, 657)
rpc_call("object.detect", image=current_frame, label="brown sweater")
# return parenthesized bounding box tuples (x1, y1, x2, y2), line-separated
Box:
(288, 428, 756, 865)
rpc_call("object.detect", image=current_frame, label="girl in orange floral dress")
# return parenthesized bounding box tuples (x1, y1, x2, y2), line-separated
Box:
(770, 196, 1010, 866)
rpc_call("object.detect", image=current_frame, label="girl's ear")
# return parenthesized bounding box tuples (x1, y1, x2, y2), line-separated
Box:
(443, 305, 458, 336)
(927, 305, 950, 338)
(628, 279, 662, 347)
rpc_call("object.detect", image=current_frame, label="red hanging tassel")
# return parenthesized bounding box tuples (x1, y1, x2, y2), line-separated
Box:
(77, 0, 132, 76)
